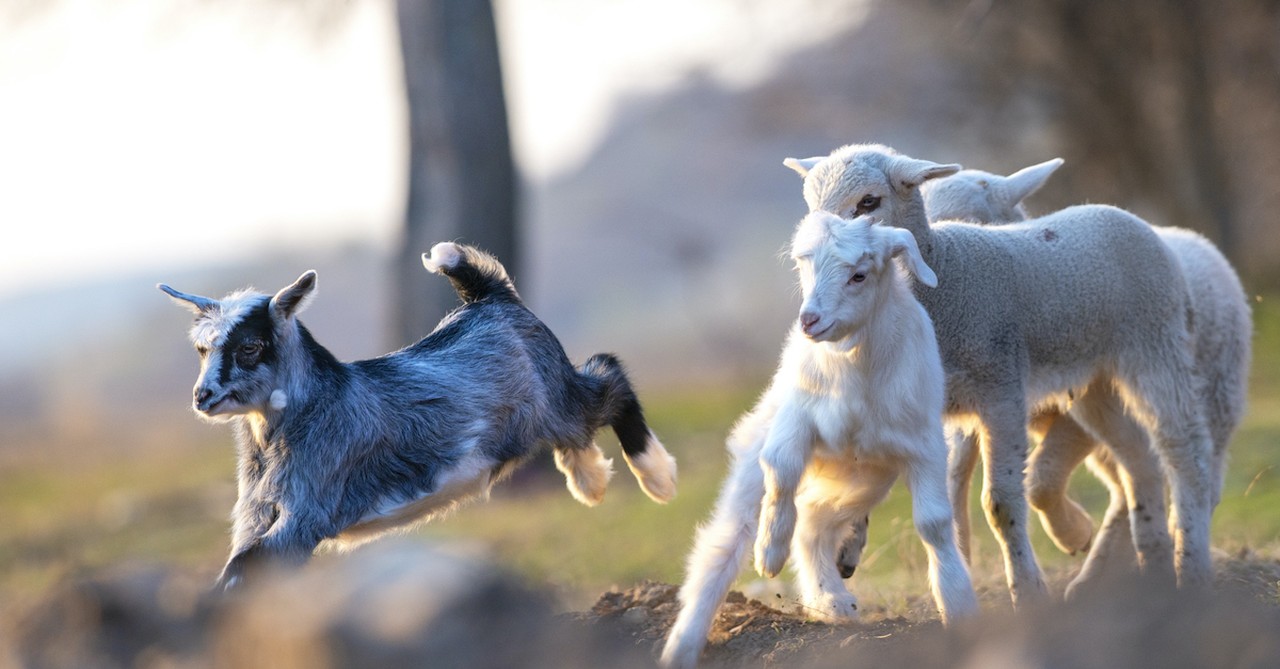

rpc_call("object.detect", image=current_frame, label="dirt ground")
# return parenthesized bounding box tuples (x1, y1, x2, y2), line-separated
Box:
(572, 551, 1280, 668)
(5, 545, 1280, 668)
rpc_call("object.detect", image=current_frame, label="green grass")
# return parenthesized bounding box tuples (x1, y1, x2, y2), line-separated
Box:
(3, 295, 1279, 610)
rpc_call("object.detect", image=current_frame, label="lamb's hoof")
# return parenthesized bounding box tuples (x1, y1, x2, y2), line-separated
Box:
(1040, 499, 1095, 555)
(423, 242, 463, 273)
(754, 538, 789, 579)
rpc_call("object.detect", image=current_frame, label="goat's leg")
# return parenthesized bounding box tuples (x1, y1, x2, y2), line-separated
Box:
(793, 464, 896, 622)
(755, 402, 814, 579)
(660, 443, 766, 669)
(905, 444, 979, 623)
(215, 516, 324, 591)
(1027, 412, 1098, 555)
(978, 396, 1049, 606)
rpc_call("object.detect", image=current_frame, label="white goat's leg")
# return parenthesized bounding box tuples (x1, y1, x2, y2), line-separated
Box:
(660, 446, 766, 669)
(793, 464, 896, 622)
(947, 427, 981, 563)
(1027, 412, 1098, 555)
(755, 403, 814, 579)
(978, 397, 1049, 606)
(906, 447, 979, 623)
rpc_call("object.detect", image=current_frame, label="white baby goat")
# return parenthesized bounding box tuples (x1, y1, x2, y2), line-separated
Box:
(660, 212, 977, 669)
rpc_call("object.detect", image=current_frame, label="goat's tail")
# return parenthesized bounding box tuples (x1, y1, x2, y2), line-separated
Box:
(577, 353, 677, 504)
(422, 242, 519, 304)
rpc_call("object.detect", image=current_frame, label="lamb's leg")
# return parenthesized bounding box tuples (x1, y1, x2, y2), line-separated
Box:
(1027, 412, 1098, 555)
(905, 446, 979, 623)
(1114, 334, 1215, 587)
(660, 446, 766, 669)
(977, 396, 1049, 606)
(755, 403, 814, 579)
(1069, 382, 1174, 587)
(793, 464, 896, 622)
(947, 427, 981, 563)
(1063, 449, 1138, 599)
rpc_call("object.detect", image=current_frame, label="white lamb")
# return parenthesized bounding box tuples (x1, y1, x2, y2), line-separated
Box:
(920, 160, 1251, 592)
(784, 144, 1216, 604)
(660, 212, 977, 669)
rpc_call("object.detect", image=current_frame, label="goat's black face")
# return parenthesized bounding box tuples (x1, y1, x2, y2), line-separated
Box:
(190, 297, 283, 420)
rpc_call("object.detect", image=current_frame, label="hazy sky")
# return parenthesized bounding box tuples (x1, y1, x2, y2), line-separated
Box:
(0, 0, 866, 300)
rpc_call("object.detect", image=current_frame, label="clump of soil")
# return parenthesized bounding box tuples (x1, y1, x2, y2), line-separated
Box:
(572, 580, 933, 668)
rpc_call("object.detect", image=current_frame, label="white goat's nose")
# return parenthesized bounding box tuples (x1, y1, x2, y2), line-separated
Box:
(800, 311, 821, 334)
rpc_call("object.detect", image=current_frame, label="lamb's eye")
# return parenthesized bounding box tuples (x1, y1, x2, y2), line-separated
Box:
(855, 196, 881, 215)
(848, 272, 867, 284)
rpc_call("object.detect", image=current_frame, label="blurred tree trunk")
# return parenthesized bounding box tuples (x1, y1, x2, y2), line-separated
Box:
(392, 0, 516, 347)
(953, 0, 1252, 263)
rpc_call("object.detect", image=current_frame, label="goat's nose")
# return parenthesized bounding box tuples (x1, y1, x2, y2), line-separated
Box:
(800, 311, 821, 333)
(195, 387, 213, 404)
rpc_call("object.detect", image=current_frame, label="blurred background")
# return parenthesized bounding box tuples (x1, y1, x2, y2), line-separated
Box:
(2, 0, 1279, 614)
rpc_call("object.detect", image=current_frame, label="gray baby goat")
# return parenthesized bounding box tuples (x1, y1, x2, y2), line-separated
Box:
(160, 242, 676, 590)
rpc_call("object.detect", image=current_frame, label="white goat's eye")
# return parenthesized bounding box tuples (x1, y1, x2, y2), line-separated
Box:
(848, 272, 867, 284)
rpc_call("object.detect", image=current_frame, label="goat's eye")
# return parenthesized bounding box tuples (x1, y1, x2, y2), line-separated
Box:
(237, 341, 264, 363)
(848, 272, 867, 285)
(855, 196, 881, 215)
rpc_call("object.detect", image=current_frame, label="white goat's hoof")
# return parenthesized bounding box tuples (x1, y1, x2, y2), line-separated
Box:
(801, 591, 860, 623)
(423, 242, 463, 273)
(754, 537, 789, 578)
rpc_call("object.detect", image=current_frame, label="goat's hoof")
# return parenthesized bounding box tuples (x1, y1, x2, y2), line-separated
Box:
(423, 242, 463, 273)
(801, 592, 859, 623)
(754, 539, 789, 578)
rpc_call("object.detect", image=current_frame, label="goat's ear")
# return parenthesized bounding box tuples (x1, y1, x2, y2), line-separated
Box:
(783, 156, 823, 178)
(1000, 158, 1063, 208)
(884, 227, 937, 288)
(270, 271, 317, 320)
(887, 156, 961, 193)
(158, 284, 218, 315)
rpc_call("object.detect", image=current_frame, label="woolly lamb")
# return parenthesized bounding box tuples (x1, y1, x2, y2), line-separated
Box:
(920, 160, 1250, 592)
(660, 213, 977, 669)
(160, 242, 677, 589)
(784, 144, 1216, 603)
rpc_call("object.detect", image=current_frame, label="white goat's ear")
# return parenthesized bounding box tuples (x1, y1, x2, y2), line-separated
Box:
(783, 156, 822, 177)
(158, 284, 218, 315)
(1000, 158, 1064, 208)
(888, 156, 961, 193)
(270, 270, 317, 320)
(884, 227, 937, 288)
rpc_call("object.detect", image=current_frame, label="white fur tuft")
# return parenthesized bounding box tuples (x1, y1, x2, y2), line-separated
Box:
(623, 435, 678, 503)
(422, 242, 462, 274)
(269, 389, 288, 410)
(554, 444, 615, 507)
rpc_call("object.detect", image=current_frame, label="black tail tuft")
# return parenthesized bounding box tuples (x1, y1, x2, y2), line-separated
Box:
(423, 242, 520, 304)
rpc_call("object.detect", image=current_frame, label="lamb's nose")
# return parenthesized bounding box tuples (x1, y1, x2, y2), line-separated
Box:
(800, 311, 821, 333)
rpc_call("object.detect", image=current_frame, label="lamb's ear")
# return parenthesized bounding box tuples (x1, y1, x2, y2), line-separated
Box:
(887, 156, 961, 193)
(783, 156, 823, 178)
(1000, 158, 1064, 208)
(158, 284, 218, 315)
(269, 271, 317, 321)
(884, 227, 937, 288)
